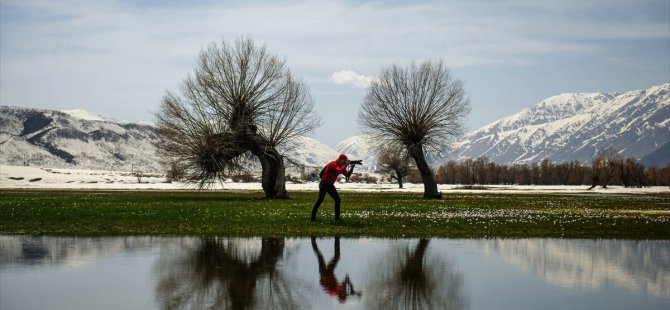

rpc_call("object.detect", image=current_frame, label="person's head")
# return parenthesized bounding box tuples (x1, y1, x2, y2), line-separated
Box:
(337, 154, 348, 166)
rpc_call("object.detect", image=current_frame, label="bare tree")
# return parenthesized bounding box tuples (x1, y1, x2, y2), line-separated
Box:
(154, 238, 306, 309)
(620, 157, 646, 188)
(154, 37, 319, 198)
(364, 239, 468, 310)
(378, 146, 411, 188)
(589, 147, 622, 190)
(359, 61, 470, 198)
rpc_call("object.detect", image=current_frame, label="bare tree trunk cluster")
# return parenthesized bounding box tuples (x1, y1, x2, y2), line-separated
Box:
(359, 60, 470, 198)
(154, 37, 318, 198)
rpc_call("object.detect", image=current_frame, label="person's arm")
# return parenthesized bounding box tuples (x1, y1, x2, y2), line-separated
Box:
(345, 164, 354, 178)
(334, 163, 348, 175)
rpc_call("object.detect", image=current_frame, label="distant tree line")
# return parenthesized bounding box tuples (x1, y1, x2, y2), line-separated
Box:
(414, 156, 670, 187)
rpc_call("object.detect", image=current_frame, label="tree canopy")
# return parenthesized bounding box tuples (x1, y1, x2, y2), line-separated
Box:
(154, 37, 319, 197)
(359, 60, 470, 197)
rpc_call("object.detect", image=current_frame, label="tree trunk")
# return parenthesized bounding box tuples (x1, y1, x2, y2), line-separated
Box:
(398, 175, 404, 189)
(250, 137, 289, 199)
(257, 150, 288, 199)
(402, 238, 430, 282)
(409, 146, 441, 199)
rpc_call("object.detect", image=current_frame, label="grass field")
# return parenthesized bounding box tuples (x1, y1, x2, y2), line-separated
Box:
(1, 189, 668, 238)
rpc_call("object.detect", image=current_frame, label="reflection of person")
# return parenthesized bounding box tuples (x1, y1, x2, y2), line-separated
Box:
(311, 154, 355, 221)
(311, 236, 360, 303)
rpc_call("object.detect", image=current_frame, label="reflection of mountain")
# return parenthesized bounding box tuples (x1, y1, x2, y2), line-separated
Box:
(477, 239, 670, 297)
(364, 239, 469, 310)
(154, 237, 305, 310)
(0, 236, 157, 268)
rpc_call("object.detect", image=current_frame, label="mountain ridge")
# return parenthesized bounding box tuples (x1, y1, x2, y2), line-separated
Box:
(449, 83, 669, 165)
(1, 83, 668, 172)
(0, 105, 343, 173)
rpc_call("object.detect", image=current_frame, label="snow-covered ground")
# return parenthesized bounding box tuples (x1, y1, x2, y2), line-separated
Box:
(1, 165, 668, 194)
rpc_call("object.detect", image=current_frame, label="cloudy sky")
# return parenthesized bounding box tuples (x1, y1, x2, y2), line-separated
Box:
(2, 0, 669, 147)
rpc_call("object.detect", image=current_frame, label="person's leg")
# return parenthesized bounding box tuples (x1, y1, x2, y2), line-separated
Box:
(333, 236, 340, 260)
(311, 182, 328, 221)
(326, 236, 340, 272)
(311, 236, 326, 273)
(326, 185, 341, 220)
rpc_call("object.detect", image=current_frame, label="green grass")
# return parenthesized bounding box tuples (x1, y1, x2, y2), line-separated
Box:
(1, 189, 668, 238)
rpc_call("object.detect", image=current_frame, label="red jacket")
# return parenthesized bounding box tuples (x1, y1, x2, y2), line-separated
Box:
(320, 274, 347, 303)
(320, 161, 351, 185)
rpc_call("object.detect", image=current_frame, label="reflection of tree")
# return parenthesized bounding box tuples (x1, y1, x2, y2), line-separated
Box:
(154, 238, 303, 310)
(310, 236, 361, 303)
(365, 239, 468, 310)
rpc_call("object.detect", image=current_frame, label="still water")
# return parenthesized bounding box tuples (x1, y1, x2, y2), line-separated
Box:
(1, 236, 668, 310)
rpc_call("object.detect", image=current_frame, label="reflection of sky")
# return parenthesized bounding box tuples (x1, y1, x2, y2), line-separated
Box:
(1, 245, 158, 310)
(1, 236, 668, 310)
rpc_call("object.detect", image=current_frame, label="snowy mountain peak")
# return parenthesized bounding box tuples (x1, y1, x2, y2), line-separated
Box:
(281, 136, 339, 168)
(335, 135, 372, 157)
(61, 109, 108, 122)
(2, 83, 668, 172)
(453, 83, 670, 166)
(334, 134, 380, 171)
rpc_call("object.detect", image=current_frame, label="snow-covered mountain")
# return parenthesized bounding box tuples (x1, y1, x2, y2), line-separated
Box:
(332, 84, 669, 168)
(451, 83, 670, 165)
(334, 135, 379, 171)
(2, 83, 667, 173)
(281, 136, 339, 169)
(1, 106, 162, 172)
(0, 106, 339, 173)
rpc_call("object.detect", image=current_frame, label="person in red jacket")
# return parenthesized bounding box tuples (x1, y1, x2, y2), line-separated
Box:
(311, 236, 360, 303)
(311, 154, 354, 221)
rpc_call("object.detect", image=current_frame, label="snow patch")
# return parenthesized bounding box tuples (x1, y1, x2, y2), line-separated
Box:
(2, 165, 668, 194)
(62, 109, 108, 121)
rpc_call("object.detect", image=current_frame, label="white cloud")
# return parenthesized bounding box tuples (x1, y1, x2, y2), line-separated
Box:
(1, 0, 668, 146)
(331, 70, 378, 88)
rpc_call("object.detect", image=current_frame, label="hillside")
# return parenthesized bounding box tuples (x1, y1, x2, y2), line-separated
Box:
(451, 83, 670, 165)
(0, 106, 339, 173)
(335, 84, 669, 168)
(2, 83, 668, 172)
(0, 106, 161, 172)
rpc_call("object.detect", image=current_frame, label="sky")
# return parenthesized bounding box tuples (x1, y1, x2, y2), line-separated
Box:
(1, 0, 669, 147)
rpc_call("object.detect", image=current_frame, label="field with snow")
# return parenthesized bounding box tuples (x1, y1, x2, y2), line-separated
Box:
(2, 165, 668, 195)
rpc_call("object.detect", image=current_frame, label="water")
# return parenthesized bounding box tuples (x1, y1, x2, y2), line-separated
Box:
(1, 236, 668, 310)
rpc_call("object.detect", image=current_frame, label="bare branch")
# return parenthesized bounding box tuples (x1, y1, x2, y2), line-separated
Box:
(154, 37, 319, 195)
(359, 60, 470, 197)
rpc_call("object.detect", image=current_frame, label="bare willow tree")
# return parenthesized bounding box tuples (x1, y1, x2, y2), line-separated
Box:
(154, 238, 305, 309)
(154, 37, 319, 198)
(589, 147, 622, 190)
(359, 61, 470, 198)
(364, 239, 468, 309)
(378, 145, 411, 188)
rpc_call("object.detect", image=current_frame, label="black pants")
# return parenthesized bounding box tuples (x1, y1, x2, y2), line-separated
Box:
(311, 236, 340, 274)
(311, 181, 341, 220)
